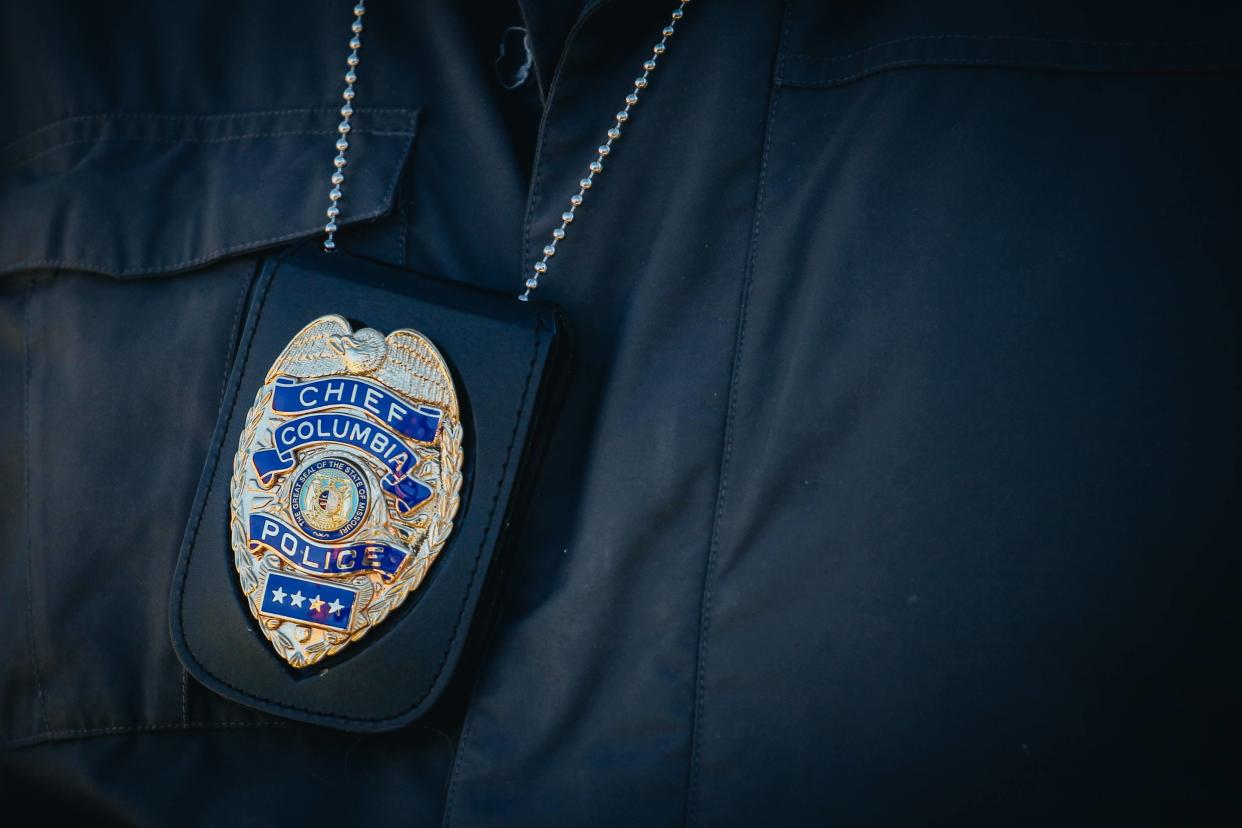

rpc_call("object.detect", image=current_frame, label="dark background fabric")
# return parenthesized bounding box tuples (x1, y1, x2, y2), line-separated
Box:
(1, 1, 1239, 825)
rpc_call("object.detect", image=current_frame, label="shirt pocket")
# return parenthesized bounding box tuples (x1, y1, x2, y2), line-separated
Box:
(754, 0, 1242, 385)
(704, 7, 1240, 812)
(746, 5, 1242, 550)
(0, 108, 418, 746)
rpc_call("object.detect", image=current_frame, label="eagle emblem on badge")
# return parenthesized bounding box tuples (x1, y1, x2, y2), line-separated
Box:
(230, 315, 463, 667)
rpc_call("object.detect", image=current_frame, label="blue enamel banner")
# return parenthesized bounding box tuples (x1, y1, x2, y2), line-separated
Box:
(271, 375, 442, 442)
(251, 413, 434, 513)
(260, 572, 357, 631)
(248, 514, 408, 580)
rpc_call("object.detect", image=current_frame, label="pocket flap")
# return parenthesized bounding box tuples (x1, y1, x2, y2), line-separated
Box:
(778, 1, 1242, 87)
(1, 108, 418, 277)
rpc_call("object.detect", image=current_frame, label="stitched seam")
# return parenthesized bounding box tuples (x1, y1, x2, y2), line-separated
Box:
(441, 322, 545, 826)
(515, 0, 610, 286)
(522, 131, 546, 286)
(218, 263, 255, 447)
(22, 273, 48, 737)
(780, 33, 1242, 63)
(0, 209, 389, 277)
(400, 323, 543, 720)
(442, 660, 479, 828)
(177, 262, 278, 709)
(779, 55, 1242, 87)
(440, 4, 617, 813)
(411, 319, 542, 713)
(9, 127, 413, 173)
(178, 265, 545, 723)
(1, 112, 415, 276)
(2, 108, 418, 152)
(178, 259, 259, 728)
(6, 720, 295, 749)
(685, 14, 786, 823)
(398, 162, 410, 267)
(369, 115, 421, 251)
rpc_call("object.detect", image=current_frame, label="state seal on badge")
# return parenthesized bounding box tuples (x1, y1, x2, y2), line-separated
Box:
(229, 315, 463, 667)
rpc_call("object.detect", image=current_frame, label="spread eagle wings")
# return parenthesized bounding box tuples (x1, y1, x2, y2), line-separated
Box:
(268, 315, 457, 414)
(374, 329, 458, 414)
(266, 315, 353, 382)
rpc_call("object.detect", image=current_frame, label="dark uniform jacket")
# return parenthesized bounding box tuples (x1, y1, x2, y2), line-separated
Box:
(2, 1, 1239, 824)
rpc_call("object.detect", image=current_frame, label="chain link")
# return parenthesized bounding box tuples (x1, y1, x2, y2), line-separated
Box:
(323, 2, 367, 253)
(520, 0, 691, 301)
(321, 0, 692, 303)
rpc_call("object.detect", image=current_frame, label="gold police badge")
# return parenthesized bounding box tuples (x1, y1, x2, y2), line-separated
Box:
(230, 315, 463, 667)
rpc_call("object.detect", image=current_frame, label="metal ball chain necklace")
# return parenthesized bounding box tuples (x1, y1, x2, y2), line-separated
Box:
(320, 0, 693, 301)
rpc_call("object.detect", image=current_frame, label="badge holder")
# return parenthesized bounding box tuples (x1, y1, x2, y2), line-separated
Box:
(170, 248, 568, 731)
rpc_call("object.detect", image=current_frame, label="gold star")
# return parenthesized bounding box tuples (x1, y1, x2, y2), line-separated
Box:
(309, 595, 325, 612)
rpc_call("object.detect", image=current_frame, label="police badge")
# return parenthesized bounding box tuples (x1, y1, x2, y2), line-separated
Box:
(173, 251, 565, 730)
(231, 315, 463, 667)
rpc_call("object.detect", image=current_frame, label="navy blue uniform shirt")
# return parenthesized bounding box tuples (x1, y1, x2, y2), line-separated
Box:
(1, 1, 1239, 824)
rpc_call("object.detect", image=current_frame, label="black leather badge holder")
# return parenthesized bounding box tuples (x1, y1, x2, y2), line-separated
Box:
(170, 248, 567, 731)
